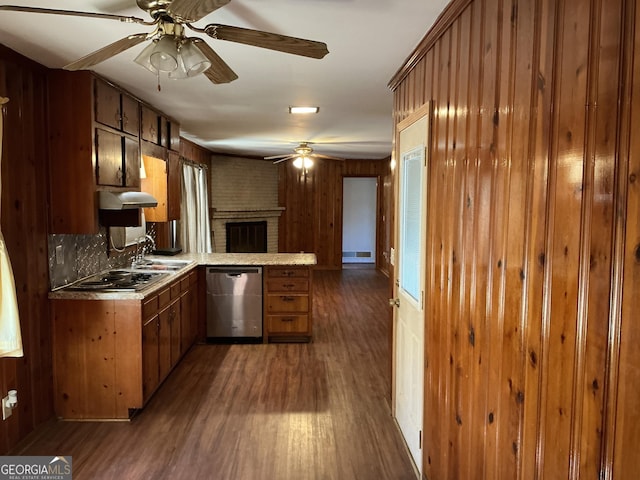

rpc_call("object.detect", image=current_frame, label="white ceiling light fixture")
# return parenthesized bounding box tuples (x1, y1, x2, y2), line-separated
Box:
(134, 27, 212, 88)
(289, 106, 319, 114)
(292, 156, 314, 169)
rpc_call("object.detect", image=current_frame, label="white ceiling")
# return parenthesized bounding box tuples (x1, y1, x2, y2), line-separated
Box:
(0, 0, 449, 160)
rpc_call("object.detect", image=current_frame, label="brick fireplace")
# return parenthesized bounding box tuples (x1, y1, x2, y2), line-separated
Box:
(210, 155, 283, 253)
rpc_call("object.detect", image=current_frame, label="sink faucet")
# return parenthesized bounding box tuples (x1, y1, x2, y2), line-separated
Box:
(133, 234, 156, 266)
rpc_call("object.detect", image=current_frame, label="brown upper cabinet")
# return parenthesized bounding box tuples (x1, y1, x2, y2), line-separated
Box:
(141, 105, 160, 145)
(47, 70, 174, 233)
(94, 79, 140, 136)
(140, 150, 181, 222)
(141, 105, 180, 152)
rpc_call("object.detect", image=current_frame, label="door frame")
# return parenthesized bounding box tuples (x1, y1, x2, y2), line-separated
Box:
(390, 101, 433, 468)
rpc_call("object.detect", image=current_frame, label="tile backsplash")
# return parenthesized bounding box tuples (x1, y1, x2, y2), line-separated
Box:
(47, 227, 149, 290)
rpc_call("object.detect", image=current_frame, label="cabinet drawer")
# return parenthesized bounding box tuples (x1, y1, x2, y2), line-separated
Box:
(267, 267, 309, 278)
(266, 294, 308, 313)
(171, 281, 182, 299)
(266, 277, 308, 293)
(142, 295, 158, 320)
(180, 276, 190, 292)
(158, 287, 171, 308)
(268, 315, 309, 334)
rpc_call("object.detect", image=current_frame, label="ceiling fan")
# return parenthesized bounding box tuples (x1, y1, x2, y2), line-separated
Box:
(265, 142, 345, 169)
(0, 0, 329, 84)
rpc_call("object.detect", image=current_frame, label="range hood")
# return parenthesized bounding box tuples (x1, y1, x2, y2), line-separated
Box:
(99, 191, 158, 210)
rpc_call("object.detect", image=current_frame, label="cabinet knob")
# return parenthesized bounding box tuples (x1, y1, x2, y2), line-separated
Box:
(389, 298, 400, 308)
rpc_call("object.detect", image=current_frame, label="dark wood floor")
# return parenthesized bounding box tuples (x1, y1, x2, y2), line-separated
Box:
(14, 269, 416, 479)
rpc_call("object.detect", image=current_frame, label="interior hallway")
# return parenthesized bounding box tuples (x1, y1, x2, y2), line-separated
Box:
(12, 269, 416, 479)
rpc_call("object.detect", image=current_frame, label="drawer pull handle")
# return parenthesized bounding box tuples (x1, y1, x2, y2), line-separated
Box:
(283, 284, 295, 288)
(281, 317, 295, 322)
(281, 296, 295, 302)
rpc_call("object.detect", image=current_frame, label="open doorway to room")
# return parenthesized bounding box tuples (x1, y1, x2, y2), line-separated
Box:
(342, 177, 377, 267)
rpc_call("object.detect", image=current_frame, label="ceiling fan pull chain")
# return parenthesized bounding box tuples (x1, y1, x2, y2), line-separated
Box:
(157, 70, 161, 92)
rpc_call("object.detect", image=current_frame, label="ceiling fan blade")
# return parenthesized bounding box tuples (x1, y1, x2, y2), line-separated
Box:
(168, 0, 231, 23)
(0, 5, 152, 24)
(191, 38, 238, 84)
(63, 33, 149, 71)
(265, 153, 293, 160)
(201, 24, 329, 59)
(272, 156, 296, 165)
(312, 153, 345, 161)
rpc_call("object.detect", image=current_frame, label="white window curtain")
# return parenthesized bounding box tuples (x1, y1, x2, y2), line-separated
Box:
(179, 162, 212, 253)
(0, 97, 23, 357)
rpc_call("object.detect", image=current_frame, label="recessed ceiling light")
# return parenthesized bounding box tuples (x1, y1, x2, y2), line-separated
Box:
(289, 106, 319, 114)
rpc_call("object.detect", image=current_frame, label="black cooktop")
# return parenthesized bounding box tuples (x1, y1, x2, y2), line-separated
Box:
(67, 270, 168, 292)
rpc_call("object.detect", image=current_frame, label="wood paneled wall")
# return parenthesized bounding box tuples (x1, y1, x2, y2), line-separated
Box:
(179, 137, 211, 166)
(389, 0, 639, 478)
(278, 158, 390, 270)
(0, 45, 53, 452)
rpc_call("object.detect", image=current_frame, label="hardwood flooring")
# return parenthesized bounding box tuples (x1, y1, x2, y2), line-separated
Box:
(14, 269, 416, 479)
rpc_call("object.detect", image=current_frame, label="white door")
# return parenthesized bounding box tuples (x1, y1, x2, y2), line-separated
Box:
(393, 106, 430, 473)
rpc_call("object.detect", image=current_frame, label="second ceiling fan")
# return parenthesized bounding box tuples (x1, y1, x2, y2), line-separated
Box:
(0, 0, 329, 84)
(265, 142, 345, 169)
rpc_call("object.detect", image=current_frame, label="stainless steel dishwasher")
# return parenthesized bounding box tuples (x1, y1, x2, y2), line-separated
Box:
(206, 266, 263, 340)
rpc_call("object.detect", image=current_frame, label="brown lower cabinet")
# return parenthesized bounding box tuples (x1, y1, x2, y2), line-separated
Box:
(263, 266, 313, 342)
(51, 269, 199, 420)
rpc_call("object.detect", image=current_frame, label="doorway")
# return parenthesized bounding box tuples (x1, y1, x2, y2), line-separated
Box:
(342, 177, 377, 266)
(392, 103, 431, 474)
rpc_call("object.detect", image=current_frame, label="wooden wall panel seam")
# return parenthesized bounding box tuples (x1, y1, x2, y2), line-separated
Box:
(569, 0, 604, 478)
(607, 0, 637, 478)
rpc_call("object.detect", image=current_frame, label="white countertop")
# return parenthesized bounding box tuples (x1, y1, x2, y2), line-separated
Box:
(175, 252, 316, 266)
(49, 252, 316, 300)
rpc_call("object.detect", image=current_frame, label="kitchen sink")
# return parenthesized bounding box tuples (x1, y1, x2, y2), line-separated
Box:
(130, 258, 193, 272)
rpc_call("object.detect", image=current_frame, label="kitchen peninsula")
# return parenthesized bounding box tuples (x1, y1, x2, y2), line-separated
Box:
(49, 252, 315, 420)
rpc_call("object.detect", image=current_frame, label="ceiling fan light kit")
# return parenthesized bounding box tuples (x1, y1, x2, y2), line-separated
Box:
(266, 142, 344, 169)
(292, 156, 313, 169)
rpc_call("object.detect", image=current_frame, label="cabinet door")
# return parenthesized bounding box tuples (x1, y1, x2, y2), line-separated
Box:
(142, 316, 159, 403)
(141, 105, 159, 144)
(169, 298, 181, 367)
(124, 136, 141, 188)
(121, 93, 140, 136)
(160, 116, 169, 148)
(94, 79, 121, 130)
(167, 150, 181, 221)
(141, 155, 168, 222)
(158, 305, 172, 380)
(169, 121, 180, 151)
(95, 128, 123, 186)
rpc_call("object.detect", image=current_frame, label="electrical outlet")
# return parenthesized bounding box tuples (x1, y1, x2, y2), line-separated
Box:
(55, 245, 64, 265)
(2, 395, 11, 420)
(2, 390, 17, 420)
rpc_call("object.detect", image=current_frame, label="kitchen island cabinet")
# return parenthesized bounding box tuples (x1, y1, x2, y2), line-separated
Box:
(264, 266, 313, 342)
(51, 269, 199, 420)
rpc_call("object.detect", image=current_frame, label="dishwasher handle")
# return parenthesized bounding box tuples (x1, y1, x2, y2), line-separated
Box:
(207, 267, 262, 276)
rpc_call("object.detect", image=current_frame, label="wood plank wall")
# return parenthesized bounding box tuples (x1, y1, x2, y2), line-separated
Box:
(179, 137, 211, 166)
(0, 45, 53, 452)
(277, 158, 391, 270)
(389, 0, 639, 478)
